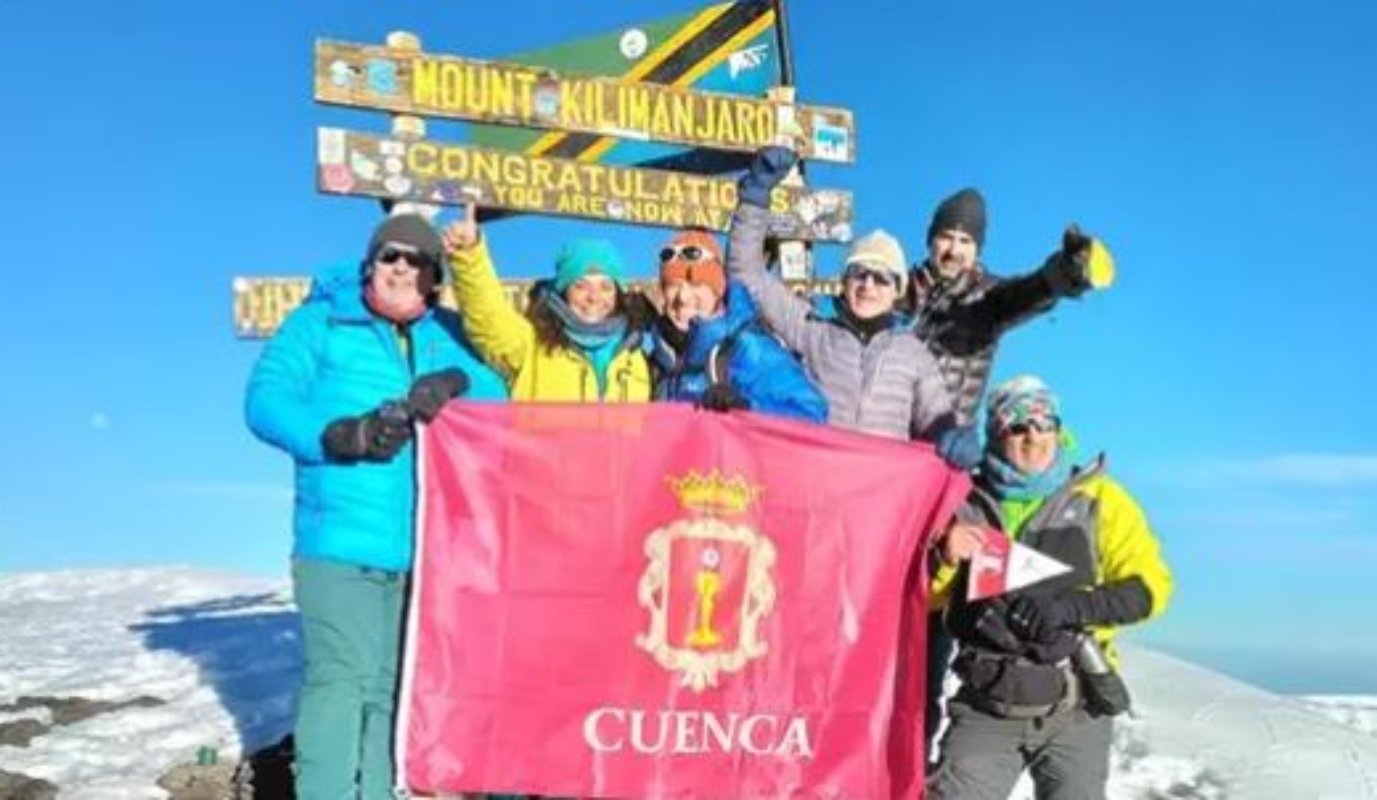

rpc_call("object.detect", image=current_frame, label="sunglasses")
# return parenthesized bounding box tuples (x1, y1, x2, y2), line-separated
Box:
(376, 246, 434, 270)
(1002, 417, 1060, 437)
(659, 244, 713, 264)
(845, 267, 897, 288)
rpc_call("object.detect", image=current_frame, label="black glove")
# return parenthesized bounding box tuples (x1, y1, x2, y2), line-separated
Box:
(408, 368, 470, 422)
(321, 402, 413, 462)
(1042, 224, 1094, 298)
(1006, 593, 1082, 643)
(697, 383, 750, 413)
(1008, 577, 1154, 642)
(737, 146, 799, 209)
(1022, 628, 1082, 665)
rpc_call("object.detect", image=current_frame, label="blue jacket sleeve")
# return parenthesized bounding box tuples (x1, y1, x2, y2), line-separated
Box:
(244, 303, 331, 464)
(729, 331, 828, 424)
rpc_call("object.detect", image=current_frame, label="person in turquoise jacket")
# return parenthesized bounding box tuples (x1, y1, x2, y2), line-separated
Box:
(648, 228, 827, 423)
(245, 213, 506, 800)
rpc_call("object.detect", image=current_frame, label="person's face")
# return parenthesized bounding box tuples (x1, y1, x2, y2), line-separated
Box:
(928, 229, 979, 279)
(843, 265, 899, 320)
(564, 273, 618, 324)
(370, 243, 429, 308)
(999, 417, 1060, 475)
(661, 279, 723, 331)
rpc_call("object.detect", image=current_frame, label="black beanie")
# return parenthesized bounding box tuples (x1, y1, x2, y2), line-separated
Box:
(364, 213, 446, 285)
(926, 188, 987, 247)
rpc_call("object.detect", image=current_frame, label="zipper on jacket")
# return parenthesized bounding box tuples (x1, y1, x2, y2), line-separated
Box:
(399, 324, 416, 379)
(854, 333, 891, 429)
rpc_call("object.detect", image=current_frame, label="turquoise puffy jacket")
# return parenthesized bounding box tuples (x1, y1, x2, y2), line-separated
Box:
(245, 263, 508, 571)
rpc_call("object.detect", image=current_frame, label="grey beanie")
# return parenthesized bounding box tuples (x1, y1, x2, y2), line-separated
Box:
(365, 213, 446, 283)
(926, 188, 987, 247)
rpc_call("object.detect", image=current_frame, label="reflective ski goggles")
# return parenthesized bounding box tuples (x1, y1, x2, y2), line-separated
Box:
(844, 266, 898, 288)
(1001, 416, 1060, 437)
(376, 245, 435, 270)
(659, 244, 714, 264)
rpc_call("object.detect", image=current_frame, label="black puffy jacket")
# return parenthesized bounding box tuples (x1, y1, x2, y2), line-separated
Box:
(906, 254, 1088, 422)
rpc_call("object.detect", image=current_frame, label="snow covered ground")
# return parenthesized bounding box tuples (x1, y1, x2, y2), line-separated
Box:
(2, 567, 1376, 799)
(0, 569, 298, 798)
(1304, 696, 1377, 739)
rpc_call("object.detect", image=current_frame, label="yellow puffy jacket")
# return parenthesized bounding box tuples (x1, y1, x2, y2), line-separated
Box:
(449, 240, 653, 403)
(931, 467, 1173, 667)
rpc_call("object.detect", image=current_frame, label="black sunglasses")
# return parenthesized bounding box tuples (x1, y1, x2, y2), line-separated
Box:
(376, 246, 434, 270)
(659, 244, 710, 263)
(845, 267, 896, 288)
(1003, 417, 1060, 436)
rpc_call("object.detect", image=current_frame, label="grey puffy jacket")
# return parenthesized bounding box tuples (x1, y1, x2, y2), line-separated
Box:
(728, 205, 956, 441)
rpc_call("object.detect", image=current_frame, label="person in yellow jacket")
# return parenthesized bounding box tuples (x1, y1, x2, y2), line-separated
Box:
(926, 375, 1172, 800)
(441, 204, 653, 402)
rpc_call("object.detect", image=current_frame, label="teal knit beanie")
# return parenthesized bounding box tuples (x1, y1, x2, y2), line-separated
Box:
(553, 239, 627, 293)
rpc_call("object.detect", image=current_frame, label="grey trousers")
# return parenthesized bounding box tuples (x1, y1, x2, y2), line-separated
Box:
(925, 699, 1112, 800)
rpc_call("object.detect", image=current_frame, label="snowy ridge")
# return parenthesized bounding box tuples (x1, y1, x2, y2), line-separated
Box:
(1304, 696, 1377, 739)
(2, 568, 1376, 799)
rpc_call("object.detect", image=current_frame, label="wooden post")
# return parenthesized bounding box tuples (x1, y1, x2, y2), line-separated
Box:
(768, 85, 812, 281)
(381, 31, 439, 221)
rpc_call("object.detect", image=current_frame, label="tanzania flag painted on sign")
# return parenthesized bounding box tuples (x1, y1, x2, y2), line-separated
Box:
(470, 0, 781, 172)
(397, 403, 968, 799)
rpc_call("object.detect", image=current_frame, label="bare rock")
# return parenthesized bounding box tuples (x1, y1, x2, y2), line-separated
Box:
(0, 718, 50, 748)
(0, 769, 58, 800)
(156, 762, 238, 800)
(0, 695, 166, 726)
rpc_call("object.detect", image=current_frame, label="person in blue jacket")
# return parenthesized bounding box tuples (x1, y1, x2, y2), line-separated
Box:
(648, 228, 827, 423)
(244, 213, 507, 800)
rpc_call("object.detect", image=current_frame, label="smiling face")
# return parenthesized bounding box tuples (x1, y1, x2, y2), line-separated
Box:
(928, 228, 979, 280)
(661, 279, 723, 331)
(999, 417, 1061, 475)
(369, 242, 429, 314)
(843, 265, 900, 319)
(563, 273, 618, 324)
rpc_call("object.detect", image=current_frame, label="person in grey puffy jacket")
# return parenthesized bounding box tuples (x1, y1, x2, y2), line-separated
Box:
(726, 147, 978, 468)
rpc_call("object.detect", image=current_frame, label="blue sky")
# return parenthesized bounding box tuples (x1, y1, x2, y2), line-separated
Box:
(1, 0, 1372, 693)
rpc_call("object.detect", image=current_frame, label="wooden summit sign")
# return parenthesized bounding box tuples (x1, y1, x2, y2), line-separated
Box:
(315, 40, 855, 164)
(318, 127, 854, 242)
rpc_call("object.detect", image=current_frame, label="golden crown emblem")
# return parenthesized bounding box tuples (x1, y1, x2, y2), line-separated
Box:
(666, 470, 762, 516)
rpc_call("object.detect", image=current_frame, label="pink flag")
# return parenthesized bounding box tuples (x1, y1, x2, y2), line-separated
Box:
(398, 403, 968, 798)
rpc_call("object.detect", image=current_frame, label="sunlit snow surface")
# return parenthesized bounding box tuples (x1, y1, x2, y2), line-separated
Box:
(2, 568, 1375, 798)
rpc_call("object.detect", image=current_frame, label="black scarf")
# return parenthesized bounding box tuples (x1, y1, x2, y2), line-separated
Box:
(838, 301, 895, 343)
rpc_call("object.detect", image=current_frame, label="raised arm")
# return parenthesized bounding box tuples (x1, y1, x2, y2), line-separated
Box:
(443, 205, 534, 380)
(726, 148, 820, 355)
(950, 225, 1099, 335)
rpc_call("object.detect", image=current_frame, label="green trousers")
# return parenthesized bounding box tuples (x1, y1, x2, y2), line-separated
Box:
(293, 558, 407, 800)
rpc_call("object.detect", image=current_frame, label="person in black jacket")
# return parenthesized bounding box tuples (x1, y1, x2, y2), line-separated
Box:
(908, 188, 1104, 423)
(914, 188, 1112, 760)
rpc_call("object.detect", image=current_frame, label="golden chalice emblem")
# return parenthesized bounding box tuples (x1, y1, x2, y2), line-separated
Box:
(687, 547, 724, 649)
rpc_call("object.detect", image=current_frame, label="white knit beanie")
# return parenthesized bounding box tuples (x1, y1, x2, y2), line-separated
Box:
(843, 229, 908, 295)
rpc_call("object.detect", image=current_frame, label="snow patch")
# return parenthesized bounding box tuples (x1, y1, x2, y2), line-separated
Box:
(2, 568, 1376, 798)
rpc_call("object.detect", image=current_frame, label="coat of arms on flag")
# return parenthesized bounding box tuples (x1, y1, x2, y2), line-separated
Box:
(636, 471, 777, 692)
